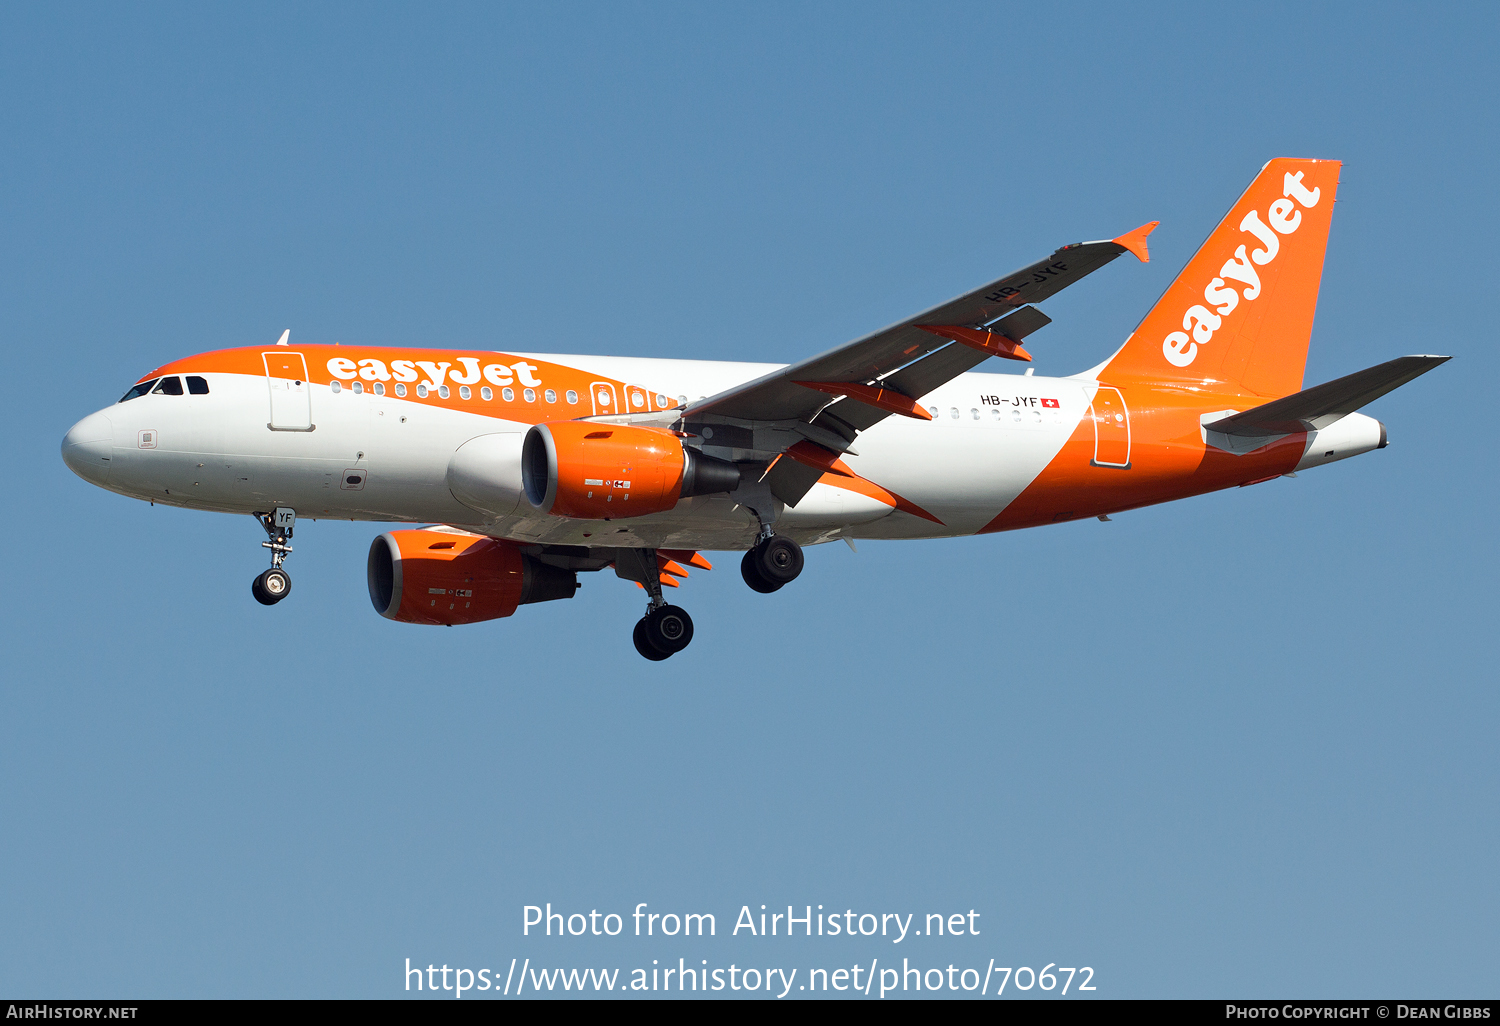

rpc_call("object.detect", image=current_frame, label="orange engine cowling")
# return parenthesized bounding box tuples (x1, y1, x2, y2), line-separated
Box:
(522, 421, 742, 519)
(367, 529, 578, 625)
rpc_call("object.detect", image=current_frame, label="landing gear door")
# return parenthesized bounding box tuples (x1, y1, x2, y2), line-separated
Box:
(588, 381, 618, 417)
(1090, 385, 1131, 468)
(263, 352, 313, 431)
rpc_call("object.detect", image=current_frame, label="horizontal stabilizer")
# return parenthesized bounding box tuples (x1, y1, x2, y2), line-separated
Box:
(1204, 355, 1450, 437)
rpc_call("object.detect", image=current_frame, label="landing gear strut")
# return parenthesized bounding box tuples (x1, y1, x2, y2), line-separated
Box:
(251, 508, 295, 606)
(616, 548, 695, 660)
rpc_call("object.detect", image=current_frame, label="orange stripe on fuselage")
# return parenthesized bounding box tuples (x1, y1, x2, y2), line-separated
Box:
(980, 382, 1306, 532)
(144, 345, 678, 425)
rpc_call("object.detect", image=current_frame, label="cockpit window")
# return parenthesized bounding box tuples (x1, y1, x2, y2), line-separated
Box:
(186, 375, 209, 394)
(119, 378, 159, 402)
(153, 376, 184, 395)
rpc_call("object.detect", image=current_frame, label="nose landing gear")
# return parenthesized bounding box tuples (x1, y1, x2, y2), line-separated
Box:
(251, 508, 296, 606)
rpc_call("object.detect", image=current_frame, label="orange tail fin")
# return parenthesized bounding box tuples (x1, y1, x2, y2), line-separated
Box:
(1103, 158, 1341, 397)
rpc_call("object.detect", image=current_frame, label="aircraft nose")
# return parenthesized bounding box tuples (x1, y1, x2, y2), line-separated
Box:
(62, 411, 115, 485)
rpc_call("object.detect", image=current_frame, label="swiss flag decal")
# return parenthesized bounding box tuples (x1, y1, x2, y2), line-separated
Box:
(1041, 398, 1060, 408)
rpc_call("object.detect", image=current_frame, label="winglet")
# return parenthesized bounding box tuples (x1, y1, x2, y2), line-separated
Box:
(1112, 221, 1159, 263)
(276, 329, 291, 346)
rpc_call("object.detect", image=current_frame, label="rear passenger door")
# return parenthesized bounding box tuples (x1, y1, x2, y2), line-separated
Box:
(1089, 385, 1131, 468)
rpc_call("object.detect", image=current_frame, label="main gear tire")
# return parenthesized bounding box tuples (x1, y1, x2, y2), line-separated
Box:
(643, 604, 694, 654)
(752, 535, 803, 586)
(741, 549, 783, 593)
(633, 619, 673, 660)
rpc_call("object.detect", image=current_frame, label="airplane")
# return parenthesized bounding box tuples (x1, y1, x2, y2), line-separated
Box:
(61, 158, 1447, 660)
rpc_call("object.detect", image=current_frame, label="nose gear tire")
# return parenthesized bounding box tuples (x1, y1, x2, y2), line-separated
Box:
(252, 568, 291, 606)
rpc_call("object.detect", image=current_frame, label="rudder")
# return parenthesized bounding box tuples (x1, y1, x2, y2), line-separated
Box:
(1103, 158, 1341, 397)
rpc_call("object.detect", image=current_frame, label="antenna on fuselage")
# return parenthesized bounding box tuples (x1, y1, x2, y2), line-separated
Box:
(275, 329, 290, 346)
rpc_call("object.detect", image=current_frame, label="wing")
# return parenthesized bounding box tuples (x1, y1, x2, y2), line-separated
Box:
(679, 222, 1157, 503)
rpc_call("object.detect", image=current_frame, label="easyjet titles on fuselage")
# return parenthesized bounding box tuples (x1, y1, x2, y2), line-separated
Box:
(326, 355, 543, 390)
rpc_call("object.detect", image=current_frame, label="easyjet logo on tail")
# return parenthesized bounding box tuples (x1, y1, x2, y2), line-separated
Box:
(1162, 172, 1322, 368)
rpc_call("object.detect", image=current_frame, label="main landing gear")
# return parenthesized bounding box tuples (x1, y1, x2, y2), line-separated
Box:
(251, 508, 296, 606)
(633, 604, 694, 661)
(741, 533, 804, 594)
(730, 481, 803, 594)
(616, 547, 695, 660)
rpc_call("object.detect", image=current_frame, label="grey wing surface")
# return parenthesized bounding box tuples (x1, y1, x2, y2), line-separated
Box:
(685, 225, 1156, 433)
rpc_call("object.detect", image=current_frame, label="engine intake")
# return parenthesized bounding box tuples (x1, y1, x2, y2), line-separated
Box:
(522, 422, 742, 519)
(367, 530, 576, 625)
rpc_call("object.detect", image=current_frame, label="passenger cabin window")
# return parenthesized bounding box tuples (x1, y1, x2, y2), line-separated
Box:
(119, 379, 159, 402)
(186, 376, 210, 394)
(153, 376, 184, 395)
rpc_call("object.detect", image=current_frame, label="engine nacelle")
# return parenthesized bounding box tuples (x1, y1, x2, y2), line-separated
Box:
(522, 421, 742, 519)
(447, 432, 526, 519)
(367, 529, 577, 625)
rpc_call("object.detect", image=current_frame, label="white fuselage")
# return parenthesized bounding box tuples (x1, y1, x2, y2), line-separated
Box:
(63, 353, 1097, 550)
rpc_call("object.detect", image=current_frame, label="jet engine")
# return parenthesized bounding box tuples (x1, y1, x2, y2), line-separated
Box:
(521, 422, 742, 518)
(367, 529, 577, 625)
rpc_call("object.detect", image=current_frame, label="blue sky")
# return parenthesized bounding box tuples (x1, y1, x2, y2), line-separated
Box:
(2, 1, 1496, 999)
